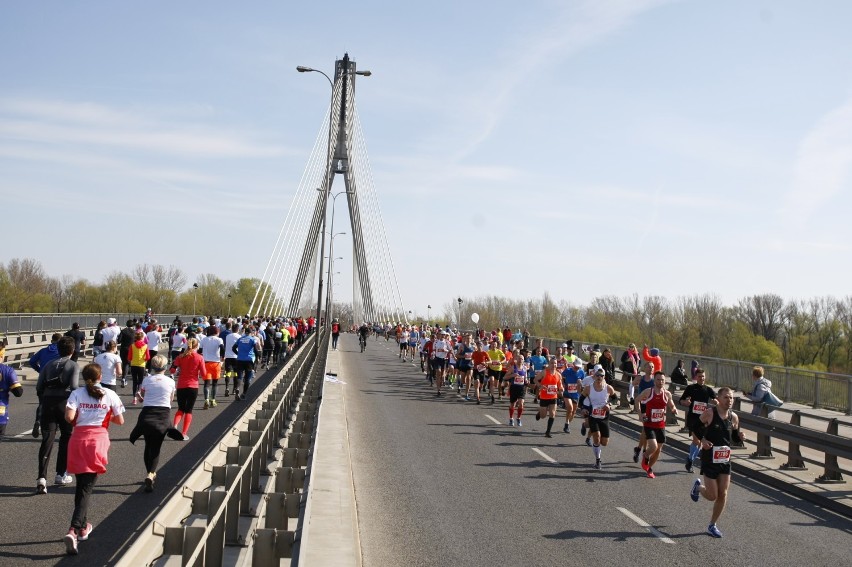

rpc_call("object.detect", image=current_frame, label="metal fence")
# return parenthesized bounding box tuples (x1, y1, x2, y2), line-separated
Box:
(0, 313, 180, 334)
(530, 336, 852, 415)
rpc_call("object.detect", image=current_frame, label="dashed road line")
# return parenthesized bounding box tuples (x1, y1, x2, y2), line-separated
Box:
(484, 414, 502, 424)
(13, 429, 33, 438)
(531, 447, 557, 463)
(616, 507, 675, 544)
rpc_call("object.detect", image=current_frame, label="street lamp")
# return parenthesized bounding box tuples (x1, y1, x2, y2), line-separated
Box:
(227, 292, 232, 318)
(192, 283, 199, 316)
(427, 305, 431, 326)
(407, 310, 412, 324)
(457, 298, 463, 329)
(297, 56, 370, 352)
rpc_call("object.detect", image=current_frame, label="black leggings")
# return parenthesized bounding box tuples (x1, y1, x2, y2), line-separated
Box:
(135, 407, 171, 473)
(130, 366, 146, 396)
(176, 388, 198, 414)
(71, 473, 98, 530)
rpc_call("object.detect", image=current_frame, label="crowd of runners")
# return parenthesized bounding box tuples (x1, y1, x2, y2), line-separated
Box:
(369, 322, 746, 540)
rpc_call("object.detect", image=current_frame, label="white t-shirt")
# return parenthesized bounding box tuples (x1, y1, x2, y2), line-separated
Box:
(200, 335, 224, 362)
(147, 330, 162, 352)
(100, 325, 121, 347)
(140, 373, 176, 408)
(171, 333, 188, 352)
(94, 352, 123, 385)
(66, 387, 125, 427)
(224, 332, 241, 359)
(433, 339, 449, 359)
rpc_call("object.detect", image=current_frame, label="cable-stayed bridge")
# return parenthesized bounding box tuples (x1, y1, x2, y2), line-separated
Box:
(249, 54, 405, 324)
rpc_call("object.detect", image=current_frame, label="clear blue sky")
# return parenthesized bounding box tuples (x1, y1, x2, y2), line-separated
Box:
(2, 1, 851, 318)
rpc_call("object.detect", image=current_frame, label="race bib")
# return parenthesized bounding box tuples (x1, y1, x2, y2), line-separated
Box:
(465, 353, 473, 360)
(514, 376, 525, 385)
(712, 446, 731, 464)
(566, 383, 578, 393)
(476, 364, 486, 372)
(650, 408, 665, 422)
(546, 385, 557, 395)
(692, 401, 708, 415)
(591, 406, 607, 419)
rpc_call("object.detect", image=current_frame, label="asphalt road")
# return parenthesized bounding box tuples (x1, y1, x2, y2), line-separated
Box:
(0, 353, 292, 567)
(339, 334, 852, 567)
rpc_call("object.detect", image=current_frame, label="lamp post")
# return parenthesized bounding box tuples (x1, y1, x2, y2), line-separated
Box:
(227, 292, 232, 318)
(427, 305, 431, 327)
(324, 187, 352, 320)
(297, 57, 370, 353)
(192, 283, 199, 316)
(457, 298, 463, 330)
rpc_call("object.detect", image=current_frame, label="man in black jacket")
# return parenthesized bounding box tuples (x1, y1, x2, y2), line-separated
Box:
(118, 320, 136, 387)
(34, 336, 80, 494)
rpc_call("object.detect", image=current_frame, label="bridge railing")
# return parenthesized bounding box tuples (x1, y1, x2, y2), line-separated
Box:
(530, 336, 852, 415)
(0, 313, 180, 334)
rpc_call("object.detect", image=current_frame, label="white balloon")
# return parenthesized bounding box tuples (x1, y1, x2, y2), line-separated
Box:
(471, 312, 480, 324)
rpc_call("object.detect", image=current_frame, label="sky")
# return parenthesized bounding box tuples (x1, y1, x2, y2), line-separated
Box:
(2, 1, 852, 319)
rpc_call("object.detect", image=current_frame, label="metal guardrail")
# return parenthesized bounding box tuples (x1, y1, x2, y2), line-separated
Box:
(0, 313, 179, 334)
(116, 330, 327, 566)
(531, 336, 852, 414)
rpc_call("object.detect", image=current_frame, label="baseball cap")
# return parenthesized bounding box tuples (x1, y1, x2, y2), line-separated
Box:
(107, 317, 116, 325)
(572, 358, 583, 367)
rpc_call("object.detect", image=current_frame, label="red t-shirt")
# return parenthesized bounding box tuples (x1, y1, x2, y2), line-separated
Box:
(170, 352, 204, 389)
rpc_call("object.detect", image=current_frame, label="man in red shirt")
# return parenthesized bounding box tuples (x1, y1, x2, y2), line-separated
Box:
(635, 372, 677, 478)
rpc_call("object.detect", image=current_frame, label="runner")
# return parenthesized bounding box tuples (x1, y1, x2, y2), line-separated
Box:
(398, 326, 410, 362)
(457, 335, 475, 401)
(534, 358, 563, 437)
(504, 354, 529, 427)
(582, 369, 616, 469)
(222, 322, 240, 397)
(690, 386, 745, 538)
(470, 341, 489, 404)
(431, 330, 451, 396)
(199, 325, 225, 409)
(408, 326, 420, 363)
(561, 357, 583, 433)
(635, 372, 677, 478)
(631, 362, 656, 463)
(679, 367, 716, 473)
(169, 338, 204, 440)
(485, 340, 506, 404)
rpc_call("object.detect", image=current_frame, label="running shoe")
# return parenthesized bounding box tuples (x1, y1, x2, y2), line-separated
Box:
(508, 418, 514, 426)
(594, 459, 602, 470)
(32, 421, 41, 438)
(55, 473, 72, 485)
(78, 522, 93, 541)
(545, 432, 553, 438)
(211, 399, 217, 408)
(145, 473, 156, 493)
(182, 434, 190, 441)
(36, 478, 47, 494)
(563, 423, 569, 433)
(633, 446, 641, 463)
(685, 457, 693, 473)
(647, 469, 656, 479)
(585, 437, 592, 447)
(707, 524, 722, 538)
(476, 399, 481, 405)
(203, 400, 210, 410)
(641, 457, 650, 472)
(464, 396, 470, 401)
(535, 413, 541, 421)
(580, 423, 587, 436)
(64, 529, 78, 555)
(517, 419, 522, 427)
(224, 388, 230, 397)
(691, 478, 702, 502)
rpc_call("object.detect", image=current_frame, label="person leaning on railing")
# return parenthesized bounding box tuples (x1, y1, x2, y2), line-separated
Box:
(744, 365, 776, 419)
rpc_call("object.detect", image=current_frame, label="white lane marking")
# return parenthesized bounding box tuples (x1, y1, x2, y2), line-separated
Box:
(14, 429, 33, 438)
(616, 507, 675, 544)
(532, 448, 557, 463)
(484, 414, 501, 424)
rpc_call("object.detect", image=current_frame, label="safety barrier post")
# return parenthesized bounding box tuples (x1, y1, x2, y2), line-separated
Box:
(814, 372, 821, 409)
(751, 405, 774, 459)
(780, 411, 807, 470)
(816, 419, 845, 483)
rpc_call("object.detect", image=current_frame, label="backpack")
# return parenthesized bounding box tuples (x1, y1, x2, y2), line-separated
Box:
(43, 359, 73, 390)
(762, 389, 783, 409)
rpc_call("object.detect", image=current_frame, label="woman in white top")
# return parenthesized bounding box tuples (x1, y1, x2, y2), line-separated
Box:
(170, 326, 188, 363)
(129, 354, 181, 492)
(63, 364, 125, 555)
(93, 340, 123, 391)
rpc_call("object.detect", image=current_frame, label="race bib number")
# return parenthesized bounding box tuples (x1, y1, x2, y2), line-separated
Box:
(650, 408, 665, 422)
(591, 406, 607, 419)
(465, 353, 473, 360)
(514, 376, 525, 385)
(566, 383, 578, 393)
(692, 401, 708, 415)
(476, 364, 486, 372)
(712, 446, 731, 464)
(545, 385, 557, 395)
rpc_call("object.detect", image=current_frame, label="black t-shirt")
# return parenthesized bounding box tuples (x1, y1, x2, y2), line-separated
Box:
(119, 327, 136, 351)
(680, 384, 716, 420)
(64, 329, 85, 353)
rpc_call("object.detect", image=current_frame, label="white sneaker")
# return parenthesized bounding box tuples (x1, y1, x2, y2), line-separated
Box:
(55, 473, 73, 485)
(36, 478, 47, 494)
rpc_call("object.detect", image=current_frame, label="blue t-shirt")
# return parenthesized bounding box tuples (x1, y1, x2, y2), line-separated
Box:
(529, 355, 547, 378)
(0, 364, 22, 425)
(236, 335, 258, 362)
(561, 367, 584, 399)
